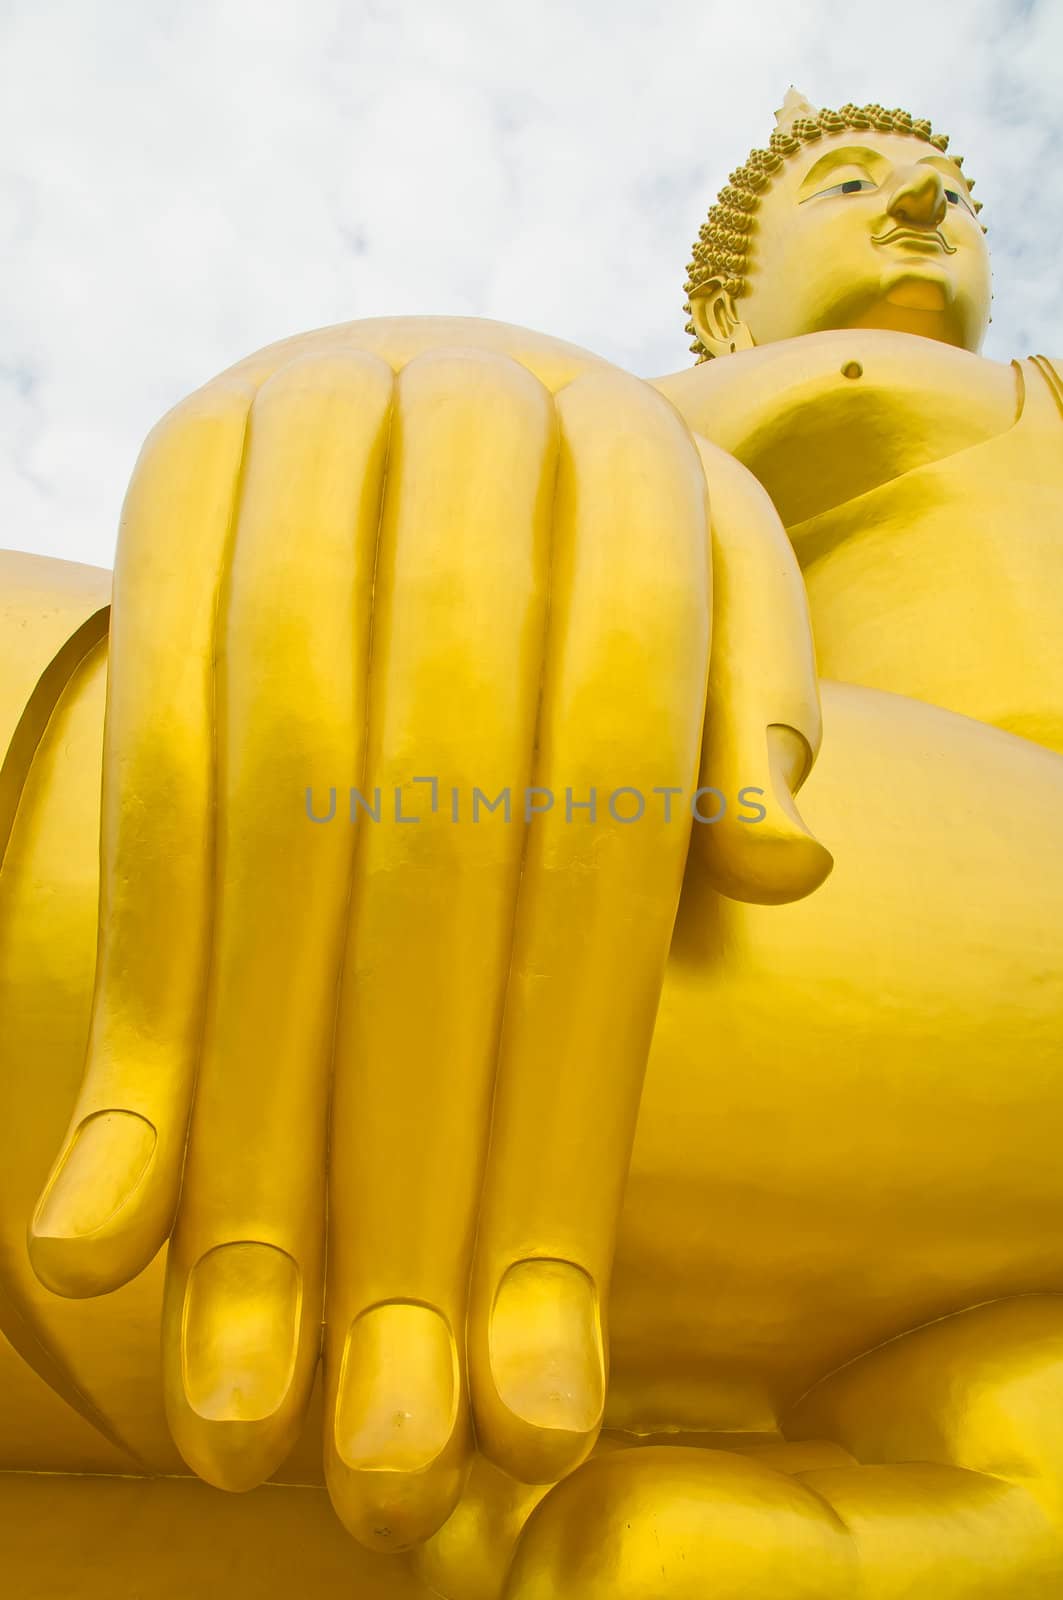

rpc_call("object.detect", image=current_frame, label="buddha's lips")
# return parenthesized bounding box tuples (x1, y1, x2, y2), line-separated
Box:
(872, 225, 957, 255)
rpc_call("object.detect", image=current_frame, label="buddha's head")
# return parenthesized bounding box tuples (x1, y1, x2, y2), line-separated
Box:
(684, 92, 990, 360)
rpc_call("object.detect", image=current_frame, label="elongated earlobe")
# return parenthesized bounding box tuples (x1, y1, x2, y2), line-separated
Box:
(689, 278, 755, 359)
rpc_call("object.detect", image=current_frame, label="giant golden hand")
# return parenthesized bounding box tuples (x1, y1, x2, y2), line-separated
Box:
(24, 318, 829, 1548)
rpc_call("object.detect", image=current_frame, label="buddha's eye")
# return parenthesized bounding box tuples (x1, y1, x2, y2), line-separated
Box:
(943, 187, 976, 216)
(805, 177, 878, 202)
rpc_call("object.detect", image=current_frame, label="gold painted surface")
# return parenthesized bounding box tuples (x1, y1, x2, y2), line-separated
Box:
(1, 88, 1062, 1597)
(0, 1472, 433, 1599)
(0, 549, 110, 767)
(0, 1328, 131, 1474)
(0, 638, 181, 1473)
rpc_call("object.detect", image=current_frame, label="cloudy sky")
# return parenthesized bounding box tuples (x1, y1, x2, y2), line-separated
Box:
(3, 0, 1060, 568)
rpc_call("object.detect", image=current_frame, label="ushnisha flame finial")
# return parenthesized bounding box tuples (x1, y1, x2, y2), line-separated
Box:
(775, 88, 820, 131)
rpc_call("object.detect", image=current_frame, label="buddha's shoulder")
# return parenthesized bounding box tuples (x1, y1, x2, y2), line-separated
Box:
(653, 330, 1019, 444)
(651, 334, 1042, 528)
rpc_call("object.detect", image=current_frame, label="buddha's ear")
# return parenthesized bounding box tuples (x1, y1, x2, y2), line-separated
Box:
(689, 279, 754, 359)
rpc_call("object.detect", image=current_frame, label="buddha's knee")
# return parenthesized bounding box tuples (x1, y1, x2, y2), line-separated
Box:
(502, 1445, 855, 1599)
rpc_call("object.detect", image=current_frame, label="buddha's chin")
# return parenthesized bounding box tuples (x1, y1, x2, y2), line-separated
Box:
(883, 269, 950, 313)
(841, 271, 973, 347)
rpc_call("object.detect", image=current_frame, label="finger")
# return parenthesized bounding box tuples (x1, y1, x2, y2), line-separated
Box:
(693, 439, 832, 905)
(324, 348, 557, 1550)
(29, 378, 255, 1297)
(467, 369, 711, 1483)
(160, 352, 394, 1491)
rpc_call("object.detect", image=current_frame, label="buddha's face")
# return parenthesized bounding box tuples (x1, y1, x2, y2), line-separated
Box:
(734, 131, 991, 352)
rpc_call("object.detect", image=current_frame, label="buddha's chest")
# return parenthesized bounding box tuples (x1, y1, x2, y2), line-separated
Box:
(791, 416, 1063, 749)
(662, 336, 1063, 745)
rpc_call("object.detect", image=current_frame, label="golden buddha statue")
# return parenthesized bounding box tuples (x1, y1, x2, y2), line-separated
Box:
(1, 89, 1062, 1598)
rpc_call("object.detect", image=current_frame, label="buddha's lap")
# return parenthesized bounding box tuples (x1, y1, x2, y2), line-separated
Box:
(1, 650, 1061, 1453)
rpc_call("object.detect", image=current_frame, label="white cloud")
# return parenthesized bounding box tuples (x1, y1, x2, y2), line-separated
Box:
(2, 0, 1060, 566)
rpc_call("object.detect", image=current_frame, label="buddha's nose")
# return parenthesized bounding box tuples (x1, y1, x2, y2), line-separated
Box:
(887, 165, 947, 227)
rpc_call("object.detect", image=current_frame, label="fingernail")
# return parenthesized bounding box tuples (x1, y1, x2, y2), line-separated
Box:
(488, 1259, 604, 1435)
(334, 1302, 458, 1472)
(32, 1109, 156, 1240)
(767, 724, 813, 808)
(767, 724, 834, 894)
(182, 1242, 301, 1422)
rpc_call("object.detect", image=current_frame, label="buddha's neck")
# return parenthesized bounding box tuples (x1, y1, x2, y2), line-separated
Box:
(654, 329, 1018, 530)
